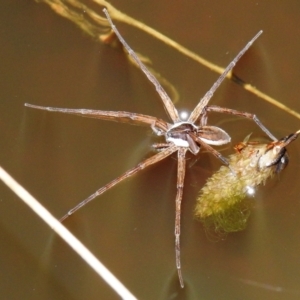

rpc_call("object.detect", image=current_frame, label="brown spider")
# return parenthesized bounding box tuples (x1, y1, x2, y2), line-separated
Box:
(25, 8, 276, 288)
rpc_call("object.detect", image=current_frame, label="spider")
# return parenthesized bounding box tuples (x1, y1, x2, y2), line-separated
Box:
(25, 8, 276, 288)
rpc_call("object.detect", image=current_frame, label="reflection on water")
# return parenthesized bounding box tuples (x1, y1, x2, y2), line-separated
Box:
(1, 0, 300, 299)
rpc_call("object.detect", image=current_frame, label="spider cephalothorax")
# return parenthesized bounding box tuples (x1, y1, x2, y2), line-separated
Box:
(164, 122, 231, 155)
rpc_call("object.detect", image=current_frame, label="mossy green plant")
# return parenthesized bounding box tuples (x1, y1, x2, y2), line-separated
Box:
(195, 131, 299, 233)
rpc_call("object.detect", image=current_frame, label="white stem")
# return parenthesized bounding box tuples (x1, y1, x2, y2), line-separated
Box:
(0, 165, 137, 300)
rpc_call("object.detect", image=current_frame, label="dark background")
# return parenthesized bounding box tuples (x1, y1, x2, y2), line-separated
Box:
(1, 1, 300, 299)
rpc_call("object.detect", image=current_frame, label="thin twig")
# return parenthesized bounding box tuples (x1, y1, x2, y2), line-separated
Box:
(0, 165, 137, 300)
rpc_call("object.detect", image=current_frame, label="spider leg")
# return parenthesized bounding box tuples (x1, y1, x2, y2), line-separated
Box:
(152, 143, 170, 151)
(25, 103, 169, 132)
(190, 133, 230, 167)
(205, 105, 277, 141)
(102, 9, 180, 123)
(188, 31, 263, 123)
(175, 148, 187, 288)
(60, 144, 178, 222)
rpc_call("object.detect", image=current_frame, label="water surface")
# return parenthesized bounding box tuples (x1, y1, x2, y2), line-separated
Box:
(1, 1, 300, 299)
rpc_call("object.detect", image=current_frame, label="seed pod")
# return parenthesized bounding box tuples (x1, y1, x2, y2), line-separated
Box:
(195, 131, 299, 233)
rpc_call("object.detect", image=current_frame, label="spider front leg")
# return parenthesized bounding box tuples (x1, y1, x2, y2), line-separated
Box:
(205, 105, 277, 141)
(175, 148, 187, 288)
(25, 103, 170, 132)
(188, 31, 263, 123)
(103, 8, 180, 123)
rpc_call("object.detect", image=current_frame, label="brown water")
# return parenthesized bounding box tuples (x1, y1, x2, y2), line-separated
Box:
(1, 1, 300, 299)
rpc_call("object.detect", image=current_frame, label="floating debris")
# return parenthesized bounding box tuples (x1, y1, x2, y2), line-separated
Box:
(195, 131, 300, 233)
